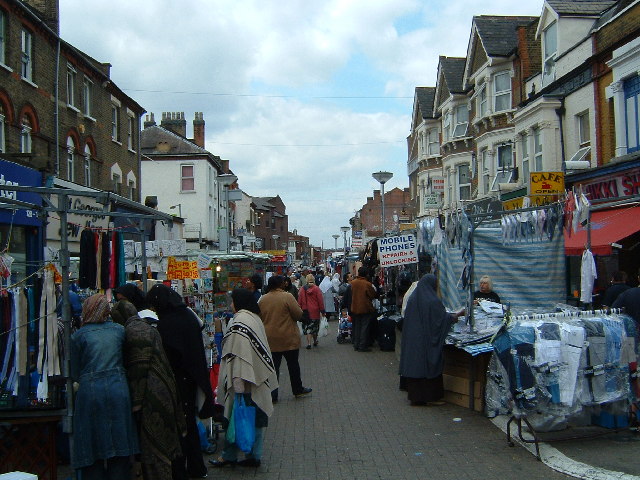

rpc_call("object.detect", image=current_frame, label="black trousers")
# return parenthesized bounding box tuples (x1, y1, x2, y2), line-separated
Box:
(271, 349, 304, 398)
(352, 313, 373, 350)
(171, 376, 207, 479)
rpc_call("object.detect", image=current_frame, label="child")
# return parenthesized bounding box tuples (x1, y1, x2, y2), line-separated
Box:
(337, 308, 353, 344)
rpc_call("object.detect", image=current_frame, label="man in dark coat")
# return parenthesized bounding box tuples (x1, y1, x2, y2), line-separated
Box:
(613, 269, 640, 329)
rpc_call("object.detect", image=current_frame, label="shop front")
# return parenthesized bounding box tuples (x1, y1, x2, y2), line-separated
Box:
(565, 156, 640, 306)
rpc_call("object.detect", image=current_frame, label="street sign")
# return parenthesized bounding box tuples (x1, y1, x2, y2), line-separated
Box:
(424, 193, 441, 209)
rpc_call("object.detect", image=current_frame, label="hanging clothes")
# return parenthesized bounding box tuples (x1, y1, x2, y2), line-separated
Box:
(580, 249, 597, 304)
(79, 229, 97, 289)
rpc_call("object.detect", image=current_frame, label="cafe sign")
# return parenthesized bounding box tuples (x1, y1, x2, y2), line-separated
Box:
(530, 172, 564, 195)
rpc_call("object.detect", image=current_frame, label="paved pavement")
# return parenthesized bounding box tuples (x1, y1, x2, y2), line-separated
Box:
(58, 320, 639, 480)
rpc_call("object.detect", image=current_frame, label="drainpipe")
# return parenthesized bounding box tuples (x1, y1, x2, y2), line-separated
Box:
(555, 98, 566, 173)
(54, 38, 60, 175)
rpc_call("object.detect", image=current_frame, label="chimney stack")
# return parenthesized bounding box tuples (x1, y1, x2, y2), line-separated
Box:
(143, 113, 156, 129)
(160, 112, 187, 137)
(23, 0, 59, 34)
(193, 112, 205, 148)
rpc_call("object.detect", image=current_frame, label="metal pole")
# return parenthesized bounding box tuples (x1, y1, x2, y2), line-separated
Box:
(381, 182, 386, 237)
(59, 193, 74, 455)
(226, 186, 230, 253)
(140, 219, 148, 291)
(343, 231, 347, 272)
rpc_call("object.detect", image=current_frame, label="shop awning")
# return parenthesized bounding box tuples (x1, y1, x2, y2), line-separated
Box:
(564, 205, 640, 256)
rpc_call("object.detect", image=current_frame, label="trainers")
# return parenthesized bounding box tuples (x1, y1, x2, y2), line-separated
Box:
(306, 345, 311, 350)
(294, 387, 312, 398)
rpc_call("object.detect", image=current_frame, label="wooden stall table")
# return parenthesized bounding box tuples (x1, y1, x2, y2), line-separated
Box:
(0, 410, 64, 480)
(442, 344, 491, 412)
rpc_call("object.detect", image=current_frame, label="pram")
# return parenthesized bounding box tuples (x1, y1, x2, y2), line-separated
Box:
(337, 315, 353, 344)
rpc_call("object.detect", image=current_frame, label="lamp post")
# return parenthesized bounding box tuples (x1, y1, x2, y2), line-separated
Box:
(218, 173, 237, 252)
(340, 226, 349, 273)
(372, 171, 393, 237)
(169, 203, 182, 218)
(332, 234, 339, 251)
(272, 234, 279, 250)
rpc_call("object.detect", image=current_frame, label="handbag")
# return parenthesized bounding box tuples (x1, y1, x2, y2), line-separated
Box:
(234, 393, 256, 453)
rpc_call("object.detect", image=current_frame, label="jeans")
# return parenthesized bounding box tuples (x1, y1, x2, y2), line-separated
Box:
(271, 349, 304, 398)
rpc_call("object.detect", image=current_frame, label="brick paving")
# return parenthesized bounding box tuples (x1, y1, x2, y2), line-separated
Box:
(58, 320, 640, 479)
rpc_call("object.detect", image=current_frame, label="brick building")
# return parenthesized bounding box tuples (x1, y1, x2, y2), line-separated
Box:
(0, 0, 144, 197)
(357, 186, 413, 240)
(252, 196, 288, 252)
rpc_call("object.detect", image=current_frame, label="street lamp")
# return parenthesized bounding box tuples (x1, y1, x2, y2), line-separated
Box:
(218, 173, 238, 252)
(340, 226, 349, 273)
(169, 203, 182, 218)
(272, 234, 279, 250)
(372, 171, 393, 237)
(332, 234, 339, 250)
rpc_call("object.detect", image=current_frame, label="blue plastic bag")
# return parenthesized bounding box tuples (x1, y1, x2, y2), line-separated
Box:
(234, 393, 256, 453)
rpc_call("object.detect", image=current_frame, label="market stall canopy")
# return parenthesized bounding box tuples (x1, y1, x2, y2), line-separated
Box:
(564, 205, 640, 256)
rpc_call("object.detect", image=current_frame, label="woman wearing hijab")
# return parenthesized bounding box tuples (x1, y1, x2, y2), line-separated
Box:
(319, 273, 337, 319)
(210, 288, 278, 468)
(111, 300, 186, 480)
(399, 274, 464, 406)
(282, 275, 299, 300)
(146, 283, 215, 479)
(70, 294, 139, 479)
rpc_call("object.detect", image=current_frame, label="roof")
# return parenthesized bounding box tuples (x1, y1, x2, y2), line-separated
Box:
(415, 87, 436, 118)
(474, 16, 539, 57)
(593, 0, 634, 29)
(252, 197, 275, 211)
(141, 125, 211, 156)
(546, 0, 616, 16)
(439, 57, 467, 93)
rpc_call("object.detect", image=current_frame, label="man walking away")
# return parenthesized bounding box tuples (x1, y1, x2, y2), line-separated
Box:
(350, 267, 377, 352)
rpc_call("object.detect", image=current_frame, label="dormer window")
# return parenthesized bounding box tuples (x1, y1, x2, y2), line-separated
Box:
(452, 104, 468, 138)
(493, 71, 511, 112)
(542, 22, 557, 86)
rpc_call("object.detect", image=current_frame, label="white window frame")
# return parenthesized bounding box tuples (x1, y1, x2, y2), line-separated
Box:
(542, 22, 557, 85)
(521, 134, 530, 188)
(127, 112, 135, 151)
(493, 71, 511, 112)
(491, 144, 514, 191)
(83, 145, 91, 187)
(481, 149, 490, 194)
(66, 137, 75, 182)
(128, 179, 135, 200)
(67, 64, 77, 108)
(21, 29, 33, 82)
(82, 77, 93, 118)
(533, 128, 543, 171)
(477, 84, 487, 119)
(181, 164, 195, 192)
(458, 164, 471, 200)
(577, 111, 590, 146)
(20, 116, 31, 153)
(427, 128, 439, 155)
(452, 104, 468, 138)
(112, 172, 121, 194)
(443, 111, 451, 142)
(111, 98, 121, 143)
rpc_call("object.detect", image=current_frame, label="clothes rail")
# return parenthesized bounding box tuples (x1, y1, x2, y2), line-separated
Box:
(512, 308, 624, 322)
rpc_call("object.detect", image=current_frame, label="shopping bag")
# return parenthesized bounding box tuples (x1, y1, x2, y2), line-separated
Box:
(319, 316, 329, 337)
(297, 321, 304, 336)
(234, 394, 256, 453)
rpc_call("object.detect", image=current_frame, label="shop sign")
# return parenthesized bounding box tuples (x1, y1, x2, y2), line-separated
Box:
(530, 172, 564, 195)
(0, 160, 42, 226)
(351, 237, 363, 248)
(47, 195, 110, 242)
(502, 194, 560, 211)
(167, 256, 199, 279)
(354, 230, 362, 237)
(431, 176, 445, 192)
(424, 193, 441, 209)
(578, 167, 640, 201)
(377, 234, 418, 268)
(399, 223, 416, 231)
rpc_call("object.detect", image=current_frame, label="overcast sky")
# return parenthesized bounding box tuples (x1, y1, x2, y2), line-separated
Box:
(59, 0, 542, 248)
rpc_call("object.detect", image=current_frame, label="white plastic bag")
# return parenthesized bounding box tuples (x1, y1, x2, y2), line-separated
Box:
(297, 321, 304, 336)
(319, 316, 329, 337)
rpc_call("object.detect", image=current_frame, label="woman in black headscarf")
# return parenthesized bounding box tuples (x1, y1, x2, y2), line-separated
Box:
(399, 274, 464, 406)
(146, 284, 214, 479)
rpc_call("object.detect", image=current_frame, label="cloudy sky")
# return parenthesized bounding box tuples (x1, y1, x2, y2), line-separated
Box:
(59, 0, 542, 248)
